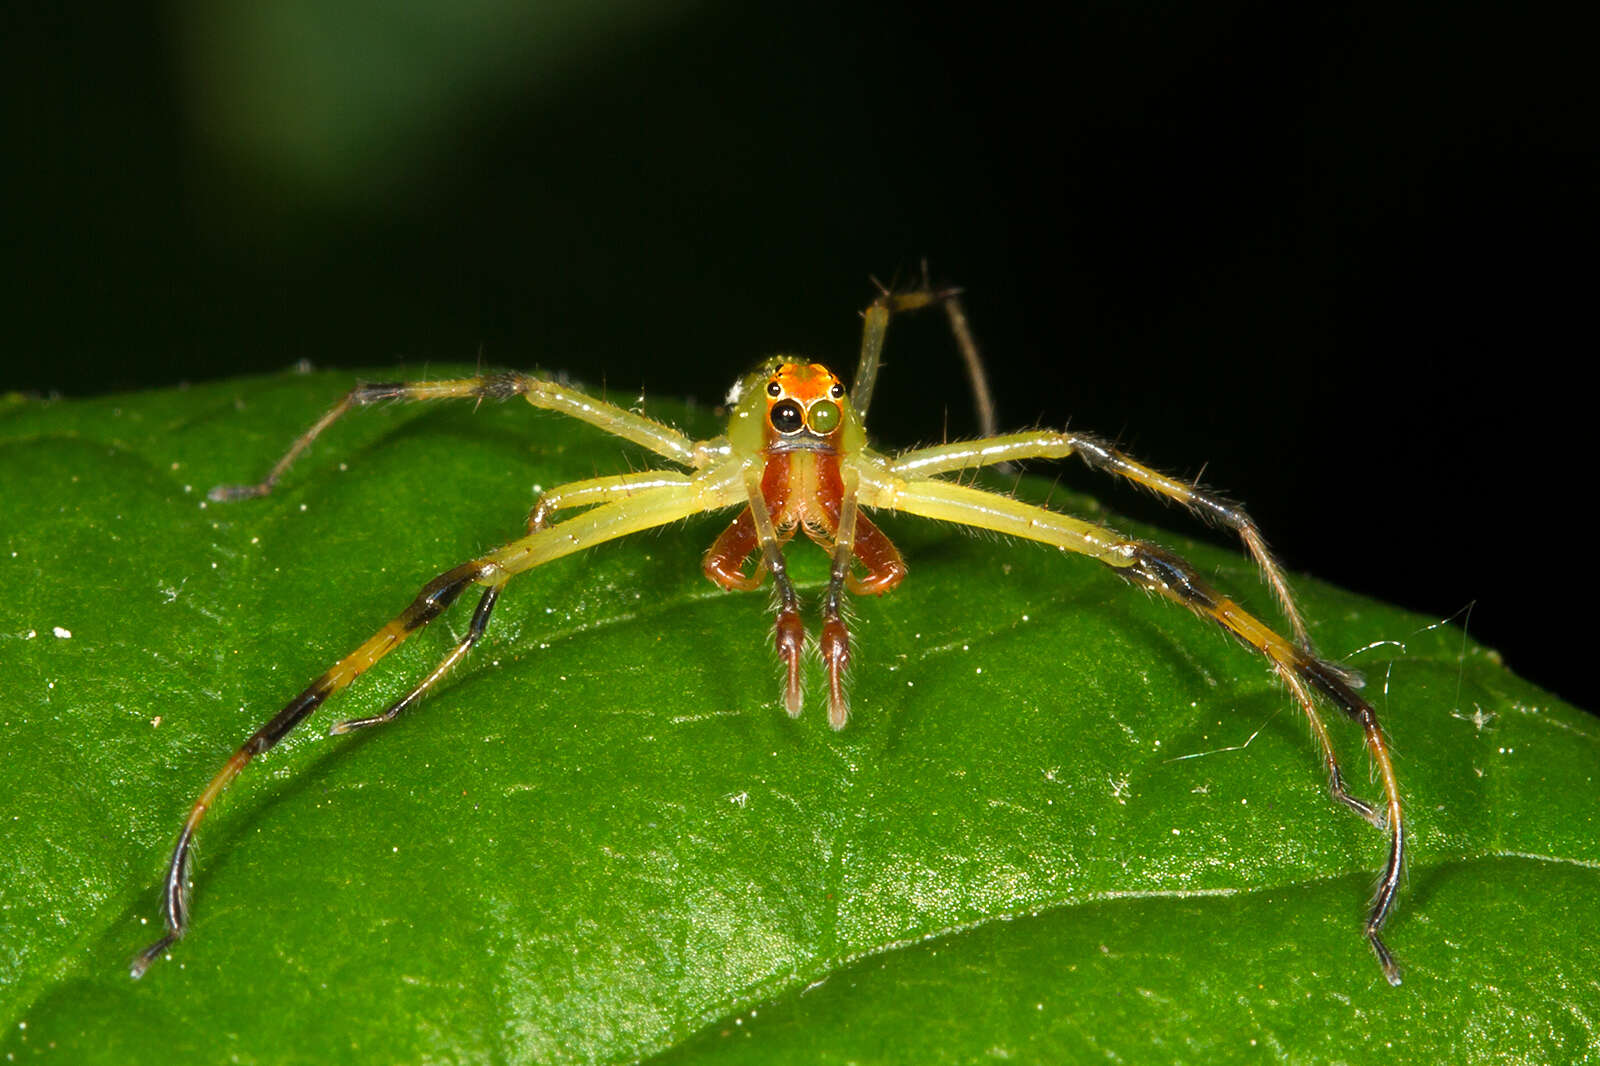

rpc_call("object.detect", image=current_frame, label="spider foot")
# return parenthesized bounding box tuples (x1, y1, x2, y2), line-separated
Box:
(1329, 766, 1386, 829)
(1337, 790, 1386, 830)
(1367, 926, 1403, 986)
(329, 712, 390, 736)
(130, 932, 177, 979)
(207, 481, 272, 502)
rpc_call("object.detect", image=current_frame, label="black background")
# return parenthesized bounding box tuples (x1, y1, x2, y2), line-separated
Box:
(6, 3, 1593, 708)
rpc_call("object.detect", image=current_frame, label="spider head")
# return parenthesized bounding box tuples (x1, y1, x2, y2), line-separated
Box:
(728, 359, 863, 455)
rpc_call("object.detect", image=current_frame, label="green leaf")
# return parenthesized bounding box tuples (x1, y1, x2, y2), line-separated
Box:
(2, 370, 1595, 1064)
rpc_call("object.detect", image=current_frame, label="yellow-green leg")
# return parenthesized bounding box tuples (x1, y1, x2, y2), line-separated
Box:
(526, 470, 694, 531)
(850, 275, 998, 440)
(210, 373, 708, 502)
(133, 473, 742, 977)
(855, 467, 1405, 985)
(888, 430, 1321, 655)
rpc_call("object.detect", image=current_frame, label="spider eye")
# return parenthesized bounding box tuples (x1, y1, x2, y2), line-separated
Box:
(829, 383, 845, 399)
(766, 380, 783, 398)
(808, 399, 841, 434)
(769, 400, 804, 434)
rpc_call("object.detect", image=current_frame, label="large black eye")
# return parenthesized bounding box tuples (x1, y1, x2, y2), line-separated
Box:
(766, 380, 783, 398)
(769, 399, 804, 433)
(830, 382, 845, 399)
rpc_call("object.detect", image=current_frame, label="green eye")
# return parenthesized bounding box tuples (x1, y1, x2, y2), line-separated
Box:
(808, 399, 841, 433)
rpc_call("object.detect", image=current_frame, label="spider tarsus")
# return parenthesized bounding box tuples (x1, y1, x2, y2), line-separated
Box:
(208, 482, 271, 502)
(1368, 928, 1403, 986)
(330, 703, 404, 735)
(1327, 766, 1385, 828)
(826, 689, 849, 730)
(130, 932, 177, 979)
(1334, 789, 1385, 830)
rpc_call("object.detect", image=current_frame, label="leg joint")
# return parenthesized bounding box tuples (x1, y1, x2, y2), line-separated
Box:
(476, 372, 528, 401)
(400, 562, 492, 631)
(1299, 655, 1374, 724)
(1113, 542, 1219, 612)
(351, 382, 408, 405)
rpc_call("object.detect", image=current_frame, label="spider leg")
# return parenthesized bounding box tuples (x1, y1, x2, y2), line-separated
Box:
(888, 431, 1328, 661)
(328, 585, 502, 735)
(211, 373, 713, 502)
(819, 471, 863, 729)
(130, 558, 493, 977)
(741, 468, 807, 715)
(856, 467, 1405, 985)
(852, 272, 998, 439)
(1277, 664, 1383, 827)
(345, 469, 706, 735)
(133, 471, 742, 977)
(526, 470, 693, 532)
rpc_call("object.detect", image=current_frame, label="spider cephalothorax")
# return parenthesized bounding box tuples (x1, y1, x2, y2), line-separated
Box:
(133, 283, 1406, 988)
(708, 359, 904, 722)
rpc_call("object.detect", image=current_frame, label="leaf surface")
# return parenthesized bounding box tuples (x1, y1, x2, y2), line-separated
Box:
(1, 371, 1594, 1064)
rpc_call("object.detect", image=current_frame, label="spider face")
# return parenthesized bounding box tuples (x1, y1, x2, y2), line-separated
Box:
(763, 362, 851, 452)
(729, 359, 863, 456)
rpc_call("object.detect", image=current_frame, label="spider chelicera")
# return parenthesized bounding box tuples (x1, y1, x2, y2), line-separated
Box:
(132, 284, 1405, 985)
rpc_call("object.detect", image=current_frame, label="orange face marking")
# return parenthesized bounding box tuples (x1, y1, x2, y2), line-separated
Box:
(763, 363, 847, 448)
(768, 362, 840, 403)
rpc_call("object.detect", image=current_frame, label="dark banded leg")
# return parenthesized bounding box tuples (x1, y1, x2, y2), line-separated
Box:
(858, 471, 1405, 985)
(1069, 434, 1321, 658)
(886, 430, 1334, 663)
(1114, 545, 1383, 818)
(130, 560, 489, 977)
(1277, 665, 1383, 827)
(1115, 542, 1404, 984)
(1296, 656, 1406, 983)
(210, 381, 440, 501)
